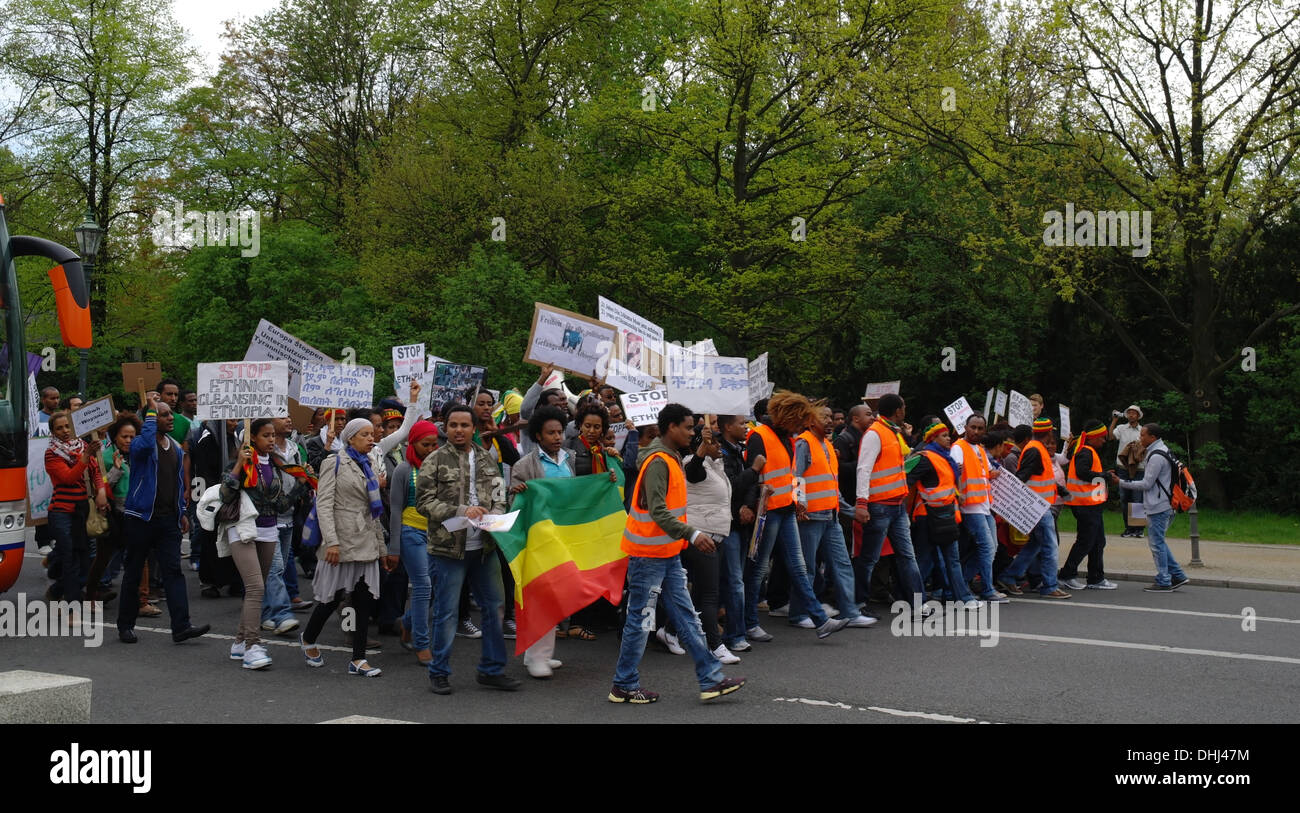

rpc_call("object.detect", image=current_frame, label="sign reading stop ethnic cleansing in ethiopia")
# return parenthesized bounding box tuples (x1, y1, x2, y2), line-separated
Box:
(620, 389, 669, 427)
(196, 361, 290, 420)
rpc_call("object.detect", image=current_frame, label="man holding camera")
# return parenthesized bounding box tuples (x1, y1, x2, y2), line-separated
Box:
(1109, 405, 1146, 537)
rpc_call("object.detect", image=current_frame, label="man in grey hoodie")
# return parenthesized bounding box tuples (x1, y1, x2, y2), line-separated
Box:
(1109, 423, 1189, 592)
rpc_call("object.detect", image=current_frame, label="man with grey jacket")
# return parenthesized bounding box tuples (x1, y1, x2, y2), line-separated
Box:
(1109, 423, 1189, 592)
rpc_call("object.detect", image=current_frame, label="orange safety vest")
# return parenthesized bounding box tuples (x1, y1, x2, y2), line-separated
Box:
(1065, 445, 1106, 506)
(912, 450, 962, 522)
(953, 438, 990, 507)
(621, 451, 690, 558)
(865, 420, 908, 502)
(797, 430, 840, 513)
(1019, 439, 1057, 505)
(752, 424, 795, 510)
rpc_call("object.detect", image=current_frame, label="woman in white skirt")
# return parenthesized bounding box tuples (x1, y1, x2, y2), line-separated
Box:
(300, 418, 398, 676)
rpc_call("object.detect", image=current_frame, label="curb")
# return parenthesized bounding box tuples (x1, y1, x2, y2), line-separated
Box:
(1105, 570, 1300, 593)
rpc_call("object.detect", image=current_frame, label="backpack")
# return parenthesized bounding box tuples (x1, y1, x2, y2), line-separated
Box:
(1150, 449, 1197, 511)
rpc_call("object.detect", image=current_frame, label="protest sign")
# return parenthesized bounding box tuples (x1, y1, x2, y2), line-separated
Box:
(665, 354, 750, 416)
(597, 296, 663, 392)
(287, 397, 317, 433)
(994, 389, 1008, 419)
(1007, 390, 1034, 428)
(429, 361, 487, 411)
(196, 361, 290, 419)
(983, 388, 994, 420)
(943, 396, 975, 436)
(862, 381, 900, 401)
(612, 422, 629, 449)
(243, 319, 334, 399)
(991, 472, 1051, 535)
(297, 361, 375, 409)
(121, 361, 163, 395)
(26, 436, 52, 524)
(686, 338, 717, 356)
(1059, 404, 1071, 439)
(620, 389, 669, 427)
(70, 396, 116, 438)
(26, 374, 41, 438)
(749, 353, 773, 401)
(392, 343, 425, 399)
(523, 303, 617, 378)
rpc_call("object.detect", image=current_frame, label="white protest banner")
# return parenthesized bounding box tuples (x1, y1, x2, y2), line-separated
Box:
(26, 373, 41, 438)
(524, 303, 617, 378)
(943, 396, 976, 436)
(296, 361, 375, 410)
(994, 389, 1008, 419)
(244, 319, 333, 399)
(686, 338, 717, 356)
(620, 389, 669, 427)
(990, 472, 1051, 536)
(392, 343, 425, 400)
(983, 388, 994, 420)
(1059, 404, 1071, 440)
(70, 396, 116, 438)
(665, 354, 750, 416)
(863, 380, 901, 401)
(598, 296, 664, 392)
(612, 422, 630, 449)
(196, 361, 290, 419)
(749, 353, 773, 401)
(1007, 390, 1034, 428)
(430, 361, 487, 411)
(26, 436, 52, 523)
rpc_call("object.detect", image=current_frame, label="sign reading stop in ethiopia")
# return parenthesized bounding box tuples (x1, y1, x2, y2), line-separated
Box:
(196, 361, 290, 420)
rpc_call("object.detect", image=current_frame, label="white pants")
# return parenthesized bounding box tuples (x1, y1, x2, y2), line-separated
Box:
(523, 627, 556, 666)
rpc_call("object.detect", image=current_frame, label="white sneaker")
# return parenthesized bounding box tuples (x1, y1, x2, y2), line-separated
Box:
(768, 604, 789, 617)
(1086, 579, 1118, 590)
(526, 659, 554, 679)
(37, 545, 53, 556)
(1060, 578, 1087, 591)
(230, 641, 246, 660)
(274, 617, 300, 635)
(548, 659, 563, 670)
(260, 620, 276, 631)
(961, 599, 986, 610)
(712, 644, 741, 664)
(656, 627, 685, 655)
(846, 615, 878, 628)
(242, 644, 272, 670)
(792, 617, 816, 629)
(821, 603, 841, 618)
(729, 639, 752, 652)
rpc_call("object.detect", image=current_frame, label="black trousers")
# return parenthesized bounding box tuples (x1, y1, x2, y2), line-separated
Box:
(681, 544, 721, 650)
(1060, 504, 1106, 583)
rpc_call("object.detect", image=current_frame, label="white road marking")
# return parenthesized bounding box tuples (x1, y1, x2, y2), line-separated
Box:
(774, 696, 995, 723)
(318, 715, 417, 724)
(91, 622, 378, 654)
(1013, 599, 1300, 624)
(997, 631, 1300, 665)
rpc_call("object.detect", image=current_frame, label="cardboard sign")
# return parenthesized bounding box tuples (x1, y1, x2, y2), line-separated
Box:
(196, 361, 290, 419)
(1058, 404, 1071, 440)
(243, 319, 334, 399)
(994, 389, 1008, 420)
(297, 361, 375, 409)
(26, 436, 52, 524)
(862, 380, 900, 401)
(70, 395, 116, 438)
(523, 303, 617, 378)
(429, 361, 487, 412)
(665, 354, 750, 416)
(1007, 390, 1034, 428)
(597, 296, 664, 392)
(392, 343, 425, 400)
(990, 472, 1051, 535)
(983, 388, 994, 420)
(942, 397, 975, 436)
(121, 361, 163, 394)
(287, 397, 318, 433)
(620, 389, 670, 427)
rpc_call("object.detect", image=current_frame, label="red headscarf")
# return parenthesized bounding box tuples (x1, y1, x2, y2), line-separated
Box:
(405, 420, 439, 466)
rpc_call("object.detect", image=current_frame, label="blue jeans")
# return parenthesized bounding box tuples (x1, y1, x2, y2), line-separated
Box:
(717, 530, 747, 647)
(793, 518, 858, 620)
(261, 526, 295, 625)
(399, 526, 433, 651)
(614, 555, 725, 691)
(913, 517, 977, 602)
(48, 507, 91, 601)
(961, 512, 999, 598)
(1145, 510, 1185, 586)
(1000, 510, 1060, 593)
(743, 510, 826, 630)
(117, 514, 192, 634)
(858, 502, 925, 610)
(427, 549, 507, 679)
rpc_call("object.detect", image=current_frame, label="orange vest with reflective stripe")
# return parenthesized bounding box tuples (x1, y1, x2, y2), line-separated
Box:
(953, 438, 990, 507)
(1019, 439, 1057, 505)
(1065, 445, 1106, 506)
(621, 451, 690, 558)
(865, 420, 908, 502)
(797, 430, 839, 513)
(912, 450, 962, 521)
(753, 424, 794, 510)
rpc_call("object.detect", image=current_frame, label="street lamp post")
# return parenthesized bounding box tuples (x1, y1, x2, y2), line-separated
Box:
(73, 208, 103, 399)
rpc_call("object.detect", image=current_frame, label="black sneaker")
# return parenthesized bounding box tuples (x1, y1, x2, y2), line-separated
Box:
(608, 685, 659, 704)
(700, 676, 746, 702)
(476, 672, 521, 691)
(429, 675, 453, 695)
(1143, 583, 1174, 593)
(1170, 576, 1189, 590)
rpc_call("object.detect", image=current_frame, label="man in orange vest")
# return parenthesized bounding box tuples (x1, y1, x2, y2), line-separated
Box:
(1058, 419, 1116, 590)
(853, 393, 925, 611)
(610, 403, 746, 704)
(743, 392, 851, 642)
(950, 414, 1007, 602)
(995, 417, 1071, 599)
(908, 419, 984, 607)
(793, 405, 876, 628)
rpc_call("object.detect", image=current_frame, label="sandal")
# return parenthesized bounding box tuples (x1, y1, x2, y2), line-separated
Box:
(415, 648, 432, 666)
(566, 625, 597, 641)
(399, 621, 414, 652)
(348, 659, 382, 677)
(300, 634, 324, 668)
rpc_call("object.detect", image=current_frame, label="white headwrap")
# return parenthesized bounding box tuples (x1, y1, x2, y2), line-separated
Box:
(340, 418, 373, 445)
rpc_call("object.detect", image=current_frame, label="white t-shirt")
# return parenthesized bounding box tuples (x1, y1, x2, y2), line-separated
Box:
(465, 448, 483, 552)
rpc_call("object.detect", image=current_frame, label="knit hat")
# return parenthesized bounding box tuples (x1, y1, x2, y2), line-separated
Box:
(922, 421, 949, 442)
(340, 418, 373, 444)
(381, 408, 403, 424)
(1073, 419, 1108, 454)
(1032, 417, 1054, 434)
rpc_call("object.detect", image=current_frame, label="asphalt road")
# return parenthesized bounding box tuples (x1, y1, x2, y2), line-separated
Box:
(6, 550, 1299, 724)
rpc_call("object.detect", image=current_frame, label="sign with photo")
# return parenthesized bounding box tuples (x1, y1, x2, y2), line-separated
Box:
(523, 303, 617, 378)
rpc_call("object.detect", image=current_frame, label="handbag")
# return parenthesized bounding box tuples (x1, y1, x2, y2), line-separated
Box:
(925, 503, 960, 546)
(84, 472, 109, 537)
(299, 455, 337, 549)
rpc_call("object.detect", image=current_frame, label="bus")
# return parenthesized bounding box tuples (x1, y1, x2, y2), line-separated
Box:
(0, 194, 93, 593)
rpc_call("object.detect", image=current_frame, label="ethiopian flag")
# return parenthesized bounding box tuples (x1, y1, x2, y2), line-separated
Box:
(494, 473, 629, 654)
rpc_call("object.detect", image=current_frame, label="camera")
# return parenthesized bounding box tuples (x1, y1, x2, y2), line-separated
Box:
(1112, 410, 1123, 418)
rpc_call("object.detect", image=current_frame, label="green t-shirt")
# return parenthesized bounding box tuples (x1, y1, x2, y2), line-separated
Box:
(170, 413, 191, 445)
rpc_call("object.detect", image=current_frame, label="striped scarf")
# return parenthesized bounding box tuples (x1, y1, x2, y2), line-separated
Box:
(346, 446, 384, 519)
